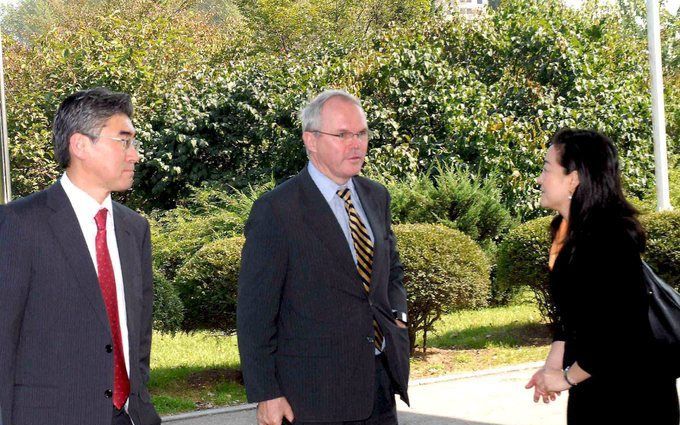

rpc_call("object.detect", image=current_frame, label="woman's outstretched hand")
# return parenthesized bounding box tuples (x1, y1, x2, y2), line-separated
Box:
(525, 368, 565, 403)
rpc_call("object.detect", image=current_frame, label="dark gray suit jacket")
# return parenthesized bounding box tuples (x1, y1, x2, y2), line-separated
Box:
(0, 182, 161, 425)
(237, 168, 410, 422)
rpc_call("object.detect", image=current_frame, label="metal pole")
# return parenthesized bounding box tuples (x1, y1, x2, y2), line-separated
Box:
(646, 0, 671, 211)
(0, 30, 11, 204)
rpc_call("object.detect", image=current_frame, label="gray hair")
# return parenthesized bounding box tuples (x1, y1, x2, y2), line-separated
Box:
(299, 89, 365, 132)
(52, 87, 133, 169)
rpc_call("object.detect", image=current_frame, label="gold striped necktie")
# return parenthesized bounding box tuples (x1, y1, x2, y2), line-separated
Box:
(337, 188, 384, 351)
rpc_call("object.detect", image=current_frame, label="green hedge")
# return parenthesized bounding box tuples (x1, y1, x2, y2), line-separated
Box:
(150, 184, 268, 280)
(170, 223, 489, 351)
(641, 211, 680, 291)
(385, 167, 515, 252)
(496, 211, 680, 324)
(152, 268, 184, 334)
(152, 210, 245, 279)
(174, 236, 245, 333)
(394, 223, 490, 353)
(495, 216, 553, 321)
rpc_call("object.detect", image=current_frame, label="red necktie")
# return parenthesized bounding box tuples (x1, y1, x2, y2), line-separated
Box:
(94, 208, 130, 409)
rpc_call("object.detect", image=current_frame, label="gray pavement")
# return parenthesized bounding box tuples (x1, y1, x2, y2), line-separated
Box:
(162, 363, 680, 425)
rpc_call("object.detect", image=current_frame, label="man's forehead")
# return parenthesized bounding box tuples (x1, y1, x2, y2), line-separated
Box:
(101, 113, 135, 134)
(322, 96, 362, 111)
(320, 98, 366, 121)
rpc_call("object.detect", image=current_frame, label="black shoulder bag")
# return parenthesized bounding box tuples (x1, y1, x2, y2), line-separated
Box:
(641, 261, 680, 377)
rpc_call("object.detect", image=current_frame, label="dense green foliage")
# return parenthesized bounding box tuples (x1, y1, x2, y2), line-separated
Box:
(150, 184, 267, 334)
(139, 1, 666, 217)
(174, 236, 245, 333)
(234, 0, 430, 54)
(640, 164, 680, 211)
(394, 223, 490, 353)
(2, 0, 231, 199)
(2, 0, 678, 219)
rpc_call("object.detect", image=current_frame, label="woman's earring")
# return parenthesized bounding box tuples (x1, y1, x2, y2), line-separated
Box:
(568, 194, 573, 200)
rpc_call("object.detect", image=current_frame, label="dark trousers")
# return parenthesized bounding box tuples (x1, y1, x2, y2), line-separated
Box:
(290, 354, 398, 425)
(112, 406, 134, 425)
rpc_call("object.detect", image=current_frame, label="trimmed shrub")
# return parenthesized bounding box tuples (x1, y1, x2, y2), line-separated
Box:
(385, 167, 515, 252)
(495, 216, 554, 321)
(382, 168, 515, 308)
(394, 223, 490, 353)
(152, 210, 245, 279)
(174, 236, 245, 333)
(152, 268, 184, 334)
(497, 211, 680, 324)
(641, 211, 680, 291)
(150, 183, 269, 280)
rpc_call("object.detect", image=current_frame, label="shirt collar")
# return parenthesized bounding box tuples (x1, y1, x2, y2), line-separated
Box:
(60, 172, 114, 226)
(307, 161, 356, 203)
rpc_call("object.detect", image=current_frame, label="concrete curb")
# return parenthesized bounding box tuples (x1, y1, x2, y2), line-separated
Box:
(408, 361, 543, 387)
(161, 361, 544, 422)
(163, 402, 258, 422)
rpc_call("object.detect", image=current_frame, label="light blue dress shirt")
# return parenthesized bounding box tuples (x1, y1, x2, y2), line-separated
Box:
(307, 162, 385, 353)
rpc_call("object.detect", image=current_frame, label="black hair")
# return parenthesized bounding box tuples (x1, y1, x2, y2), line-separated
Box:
(548, 128, 645, 253)
(52, 87, 133, 169)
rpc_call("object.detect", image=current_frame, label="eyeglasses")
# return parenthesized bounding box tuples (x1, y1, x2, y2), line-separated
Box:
(312, 129, 371, 142)
(83, 133, 140, 150)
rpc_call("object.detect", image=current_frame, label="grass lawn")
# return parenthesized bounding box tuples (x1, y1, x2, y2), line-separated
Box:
(149, 300, 551, 416)
(149, 332, 245, 415)
(409, 302, 551, 378)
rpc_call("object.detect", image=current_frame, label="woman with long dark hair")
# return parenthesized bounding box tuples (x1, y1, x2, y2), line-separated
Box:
(525, 129, 679, 424)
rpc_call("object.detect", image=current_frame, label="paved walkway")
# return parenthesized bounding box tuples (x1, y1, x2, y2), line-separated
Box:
(162, 363, 680, 425)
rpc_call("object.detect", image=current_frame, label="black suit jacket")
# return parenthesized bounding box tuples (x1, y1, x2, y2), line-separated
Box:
(237, 167, 410, 422)
(0, 182, 161, 425)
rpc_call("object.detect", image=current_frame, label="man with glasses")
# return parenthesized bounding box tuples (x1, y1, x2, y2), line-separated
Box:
(238, 89, 410, 425)
(0, 87, 160, 425)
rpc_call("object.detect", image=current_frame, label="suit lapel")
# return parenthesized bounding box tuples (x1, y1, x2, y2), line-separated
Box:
(45, 183, 110, 333)
(113, 203, 140, 364)
(297, 168, 364, 291)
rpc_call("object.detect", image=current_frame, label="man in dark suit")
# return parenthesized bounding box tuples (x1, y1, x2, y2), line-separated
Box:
(237, 90, 410, 425)
(0, 88, 161, 425)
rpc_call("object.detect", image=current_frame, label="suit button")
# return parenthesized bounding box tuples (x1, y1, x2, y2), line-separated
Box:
(105, 344, 113, 353)
(105, 389, 113, 398)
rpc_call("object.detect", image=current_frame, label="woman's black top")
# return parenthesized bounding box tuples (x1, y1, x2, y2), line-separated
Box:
(550, 219, 652, 377)
(549, 218, 678, 424)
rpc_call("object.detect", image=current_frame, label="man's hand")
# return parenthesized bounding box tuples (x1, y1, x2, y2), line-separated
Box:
(257, 397, 294, 425)
(395, 319, 407, 329)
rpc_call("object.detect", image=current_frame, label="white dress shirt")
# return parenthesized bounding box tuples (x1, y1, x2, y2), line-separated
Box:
(60, 174, 132, 403)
